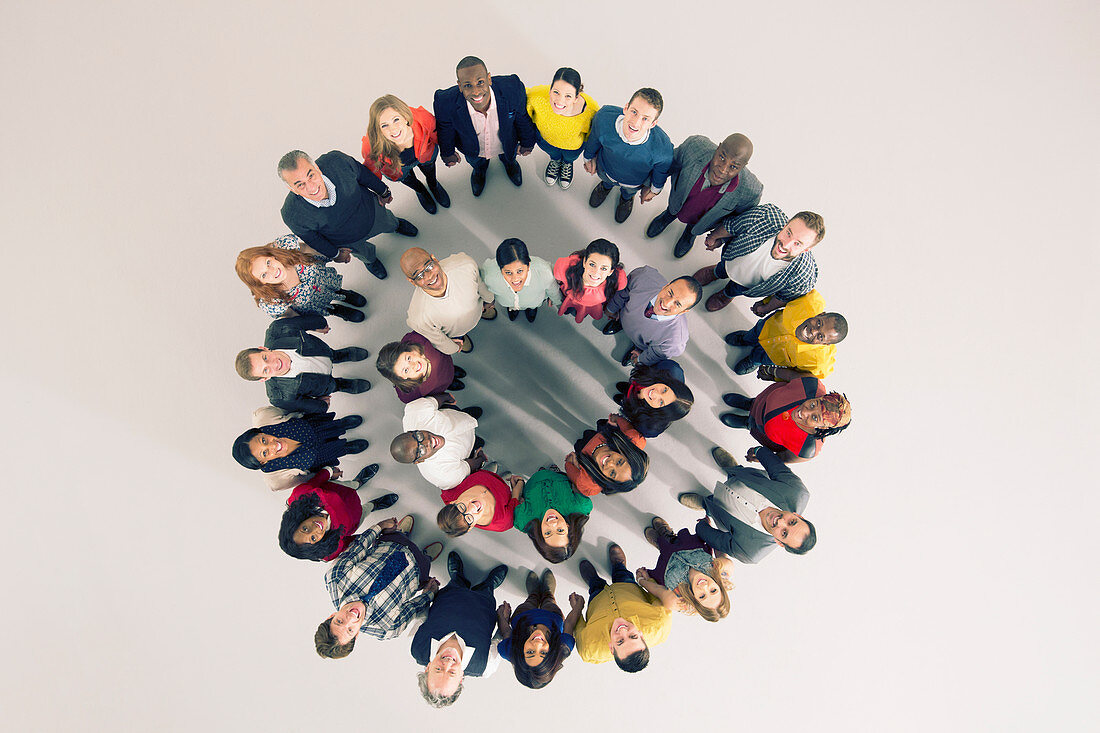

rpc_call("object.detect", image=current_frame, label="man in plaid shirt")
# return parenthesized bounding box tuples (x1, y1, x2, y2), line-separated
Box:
(692, 203, 825, 314)
(314, 516, 439, 659)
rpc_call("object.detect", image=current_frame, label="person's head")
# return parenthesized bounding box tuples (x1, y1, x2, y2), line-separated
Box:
(549, 67, 583, 113)
(509, 617, 567, 689)
(575, 422, 650, 495)
(771, 211, 826, 261)
(375, 340, 430, 392)
(390, 430, 444, 464)
(495, 238, 532, 291)
(314, 601, 365, 659)
(652, 276, 702, 316)
(758, 507, 816, 554)
(278, 151, 328, 202)
(621, 88, 663, 142)
(675, 566, 731, 622)
(401, 247, 447, 296)
(278, 493, 342, 561)
(234, 431, 298, 467)
(609, 617, 649, 672)
(524, 509, 589, 563)
(795, 312, 848, 345)
(419, 642, 465, 707)
(456, 55, 491, 112)
(620, 363, 694, 435)
(437, 490, 493, 538)
(235, 243, 317, 305)
(708, 133, 754, 186)
(794, 392, 852, 438)
(565, 239, 623, 303)
(367, 94, 415, 166)
(234, 347, 291, 382)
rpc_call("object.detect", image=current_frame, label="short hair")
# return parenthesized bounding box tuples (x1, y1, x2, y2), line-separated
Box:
(437, 504, 471, 538)
(376, 340, 427, 393)
(389, 432, 418, 464)
(551, 67, 583, 93)
(628, 87, 663, 117)
(823, 312, 849, 342)
(417, 671, 464, 707)
(314, 618, 356, 659)
(277, 150, 311, 178)
(614, 645, 650, 673)
(456, 55, 486, 73)
(231, 428, 262, 469)
(785, 517, 817, 555)
(234, 348, 263, 381)
(792, 211, 826, 244)
(495, 238, 530, 269)
(670, 276, 703, 311)
(523, 512, 589, 563)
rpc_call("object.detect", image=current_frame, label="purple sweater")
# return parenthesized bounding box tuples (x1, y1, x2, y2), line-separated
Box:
(607, 266, 690, 365)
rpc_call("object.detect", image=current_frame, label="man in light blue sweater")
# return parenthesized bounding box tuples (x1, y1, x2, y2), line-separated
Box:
(601, 266, 702, 366)
(582, 88, 674, 224)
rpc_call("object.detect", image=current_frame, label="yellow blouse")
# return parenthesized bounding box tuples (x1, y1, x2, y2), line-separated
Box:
(526, 85, 600, 151)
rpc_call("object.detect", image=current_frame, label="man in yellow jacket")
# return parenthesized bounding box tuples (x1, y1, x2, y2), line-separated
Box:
(725, 290, 848, 380)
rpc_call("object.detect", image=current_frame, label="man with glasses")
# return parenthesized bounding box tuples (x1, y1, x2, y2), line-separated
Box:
(402, 247, 495, 355)
(390, 395, 487, 490)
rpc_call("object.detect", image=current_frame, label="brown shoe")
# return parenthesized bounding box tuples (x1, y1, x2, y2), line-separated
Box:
(651, 516, 675, 539)
(459, 335, 473, 353)
(643, 527, 659, 548)
(540, 568, 557, 595)
(678, 493, 705, 511)
(711, 446, 739, 473)
(526, 570, 540, 595)
(608, 542, 626, 567)
(706, 290, 733, 312)
(396, 514, 414, 534)
(693, 265, 718, 286)
(589, 182, 612, 208)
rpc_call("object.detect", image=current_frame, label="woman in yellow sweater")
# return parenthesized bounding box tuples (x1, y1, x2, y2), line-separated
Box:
(526, 68, 599, 190)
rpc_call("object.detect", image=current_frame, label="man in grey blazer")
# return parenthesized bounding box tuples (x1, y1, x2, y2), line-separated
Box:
(234, 314, 370, 414)
(678, 445, 816, 563)
(645, 133, 763, 258)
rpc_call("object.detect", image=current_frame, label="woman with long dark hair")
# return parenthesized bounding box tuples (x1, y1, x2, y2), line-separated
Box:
(496, 570, 585, 689)
(512, 468, 592, 563)
(634, 517, 735, 623)
(564, 414, 649, 496)
(277, 467, 395, 561)
(552, 239, 628, 323)
(613, 359, 694, 438)
(480, 238, 562, 323)
(231, 411, 368, 481)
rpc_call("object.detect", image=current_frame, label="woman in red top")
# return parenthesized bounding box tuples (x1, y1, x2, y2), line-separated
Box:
(362, 95, 450, 214)
(564, 414, 649, 496)
(553, 239, 628, 323)
(436, 469, 524, 537)
(720, 377, 851, 463)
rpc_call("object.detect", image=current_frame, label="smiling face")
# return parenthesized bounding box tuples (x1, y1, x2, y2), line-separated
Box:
(523, 624, 553, 667)
(621, 95, 659, 142)
(581, 253, 614, 287)
(500, 259, 529, 292)
(608, 617, 645, 658)
(412, 430, 444, 462)
(281, 158, 328, 202)
(249, 255, 290, 287)
(425, 639, 464, 697)
(639, 382, 671, 408)
(758, 508, 811, 550)
(248, 432, 297, 464)
(770, 217, 820, 261)
(791, 398, 843, 433)
(402, 249, 447, 296)
(457, 64, 492, 112)
(328, 601, 366, 645)
(294, 514, 330, 545)
(393, 349, 431, 383)
(247, 348, 292, 380)
(592, 443, 631, 483)
(687, 568, 722, 609)
(540, 508, 569, 549)
(652, 279, 698, 316)
(376, 106, 413, 148)
(549, 79, 579, 114)
(795, 314, 841, 345)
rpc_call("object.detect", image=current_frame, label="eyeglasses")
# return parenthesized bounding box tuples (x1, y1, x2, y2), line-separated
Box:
(413, 431, 429, 461)
(453, 502, 476, 526)
(410, 258, 438, 282)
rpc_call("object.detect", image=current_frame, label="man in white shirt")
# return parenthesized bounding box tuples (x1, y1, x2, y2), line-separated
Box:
(402, 247, 496, 355)
(390, 395, 486, 490)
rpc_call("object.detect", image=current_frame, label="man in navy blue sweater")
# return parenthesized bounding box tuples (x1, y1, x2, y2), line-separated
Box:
(582, 88, 674, 224)
(434, 56, 537, 197)
(279, 150, 418, 280)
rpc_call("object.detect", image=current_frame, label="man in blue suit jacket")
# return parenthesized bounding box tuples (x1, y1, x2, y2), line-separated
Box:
(434, 56, 537, 197)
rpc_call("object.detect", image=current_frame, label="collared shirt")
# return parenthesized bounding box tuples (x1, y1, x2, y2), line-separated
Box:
(323, 527, 433, 641)
(646, 295, 675, 322)
(467, 89, 503, 158)
(574, 583, 671, 664)
(758, 290, 836, 379)
(712, 479, 777, 538)
(426, 630, 504, 677)
(614, 114, 650, 146)
(301, 174, 337, 208)
(283, 349, 333, 378)
(719, 204, 818, 301)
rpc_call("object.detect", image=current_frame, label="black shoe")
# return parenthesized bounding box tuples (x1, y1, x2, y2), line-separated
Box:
(503, 158, 523, 186)
(394, 218, 418, 237)
(578, 559, 598, 587)
(332, 347, 369, 363)
(723, 392, 753, 410)
(646, 209, 676, 238)
(544, 159, 560, 186)
(452, 366, 467, 379)
(330, 304, 365, 322)
(337, 289, 366, 307)
(447, 551, 464, 581)
(345, 438, 369, 454)
(601, 319, 623, 335)
(428, 180, 450, 208)
(620, 349, 634, 367)
(612, 394, 624, 406)
(673, 228, 696, 258)
(614, 195, 634, 223)
(484, 564, 508, 590)
(460, 406, 483, 419)
(589, 182, 612, 208)
(369, 492, 398, 511)
(414, 188, 437, 214)
(719, 413, 749, 429)
(339, 415, 364, 430)
(525, 308, 537, 323)
(507, 308, 519, 321)
(354, 463, 380, 484)
(734, 357, 758, 375)
(365, 259, 388, 280)
(335, 378, 371, 394)
(471, 167, 487, 197)
(448, 378, 465, 391)
(724, 331, 751, 347)
(558, 161, 573, 189)
(615, 382, 630, 392)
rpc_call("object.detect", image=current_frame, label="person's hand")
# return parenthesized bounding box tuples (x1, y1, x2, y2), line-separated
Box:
(745, 447, 760, 463)
(518, 145, 533, 156)
(441, 392, 456, 405)
(639, 186, 656, 203)
(496, 601, 512, 620)
(627, 349, 640, 366)
(425, 577, 440, 594)
(635, 568, 652, 584)
(311, 326, 331, 334)
(376, 517, 399, 531)
(704, 228, 729, 251)
(750, 300, 770, 318)
(756, 365, 780, 382)
(564, 453, 579, 469)
(442, 153, 460, 167)
(508, 475, 525, 493)
(452, 337, 465, 348)
(329, 466, 342, 479)
(544, 297, 553, 308)
(319, 395, 331, 406)
(583, 158, 597, 175)
(569, 593, 584, 612)
(334, 248, 353, 263)
(482, 302, 496, 316)
(696, 515, 713, 528)
(377, 189, 393, 205)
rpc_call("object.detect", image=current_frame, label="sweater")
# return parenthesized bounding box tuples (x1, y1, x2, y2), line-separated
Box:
(406, 253, 493, 355)
(361, 105, 438, 181)
(440, 470, 518, 533)
(286, 469, 363, 562)
(606, 266, 691, 366)
(512, 469, 593, 530)
(480, 256, 562, 310)
(525, 85, 600, 150)
(581, 106, 674, 189)
(391, 331, 455, 404)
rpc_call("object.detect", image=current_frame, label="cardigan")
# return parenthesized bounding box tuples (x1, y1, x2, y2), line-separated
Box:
(565, 415, 646, 497)
(581, 106, 674, 189)
(406, 253, 493, 355)
(512, 469, 593, 530)
(440, 470, 517, 533)
(286, 469, 363, 561)
(361, 105, 438, 181)
(525, 85, 600, 150)
(479, 256, 563, 310)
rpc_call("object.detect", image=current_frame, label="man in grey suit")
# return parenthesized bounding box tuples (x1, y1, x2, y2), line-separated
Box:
(677, 445, 815, 563)
(645, 133, 762, 259)
(234, 314, 371, 414)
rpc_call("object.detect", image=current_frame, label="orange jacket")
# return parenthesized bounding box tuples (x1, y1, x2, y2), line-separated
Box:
(361, 105, 438, 181)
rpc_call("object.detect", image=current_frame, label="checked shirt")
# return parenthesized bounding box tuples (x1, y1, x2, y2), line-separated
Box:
(323, 526, 434, 640)
(719, 203, 818, 301)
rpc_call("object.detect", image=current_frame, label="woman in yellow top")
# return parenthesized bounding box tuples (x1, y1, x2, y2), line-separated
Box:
(526, 67, 599, 190)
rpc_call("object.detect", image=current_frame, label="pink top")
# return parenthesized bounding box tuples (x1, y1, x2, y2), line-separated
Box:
(468, 89, 503, 158)
(553, 254, 628, 323)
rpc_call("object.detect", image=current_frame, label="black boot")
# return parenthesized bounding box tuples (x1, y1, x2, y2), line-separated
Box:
(421, 163, 450, 208)
(329, 304, 365, 322)
(402, 175, 436, 215)
(337, 289, 366, 307)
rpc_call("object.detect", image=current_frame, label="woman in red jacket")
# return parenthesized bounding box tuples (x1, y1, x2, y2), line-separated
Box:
(362, 94, 450, 214)
(436, 469, 524, 538)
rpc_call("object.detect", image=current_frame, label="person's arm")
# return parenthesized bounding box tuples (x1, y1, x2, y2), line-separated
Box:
(604, 274, 632, 316)
(496, 601, 512, 640)
(752, 295, 788, 318)
(581, 113, 603, 173)
(464, 447, 487, 474)
(694, 516, 754, 564)
(345, 152, 390, 198)
(563, 592, 585, 635)
(512, 78, 538, 153)
(271, 393, 328, 415)
(508, 475, 525, 502)
(757, 365, 813, 383)
(634, 569, 682, 611)
(645, 138, 674, 195)
(408, 315, 461, 356)
(268, 313, 328, 339)
(284, 216, 341, 261)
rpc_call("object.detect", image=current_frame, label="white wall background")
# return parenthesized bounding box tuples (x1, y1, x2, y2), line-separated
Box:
(1, 0, 1095, 730)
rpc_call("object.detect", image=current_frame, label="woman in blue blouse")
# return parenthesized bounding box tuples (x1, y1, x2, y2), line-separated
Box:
(480, 238, 562, 323)
(496, 569, 585, 689)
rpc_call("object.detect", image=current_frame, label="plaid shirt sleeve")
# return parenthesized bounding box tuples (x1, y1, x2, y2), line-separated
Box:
(772, 254, 818, 301)
(720, 205, 788, 262)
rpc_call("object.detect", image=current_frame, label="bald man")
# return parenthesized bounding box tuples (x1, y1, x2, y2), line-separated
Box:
(645, 134, 763, 258)
(403, 247, 495, 355)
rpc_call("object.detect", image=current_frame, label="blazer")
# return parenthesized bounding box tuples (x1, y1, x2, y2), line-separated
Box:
(410, 581, 498, 677)
(433, 74, 537, 161)
(694, 447, 810, 564)
(262, 314, 337, 414)
(667, 135, 764, 236)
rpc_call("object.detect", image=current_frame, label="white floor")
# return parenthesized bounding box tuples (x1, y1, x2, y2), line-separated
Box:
(3, 1, 1095, 730)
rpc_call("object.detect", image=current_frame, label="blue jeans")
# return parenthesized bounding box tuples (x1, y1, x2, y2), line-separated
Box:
(536, 137, 583, 162)
(596, 163, 642, 199)
(586, 560, 636, 601)
(742, 319, 773, 367)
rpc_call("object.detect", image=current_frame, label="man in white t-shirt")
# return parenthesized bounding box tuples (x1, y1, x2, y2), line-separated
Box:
(390, 395, 486, 490)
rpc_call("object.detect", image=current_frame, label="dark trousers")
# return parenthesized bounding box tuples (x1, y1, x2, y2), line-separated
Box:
(450, 568, 497, 596)
(741, 319, 774, 367)
(586, 561, 637, 601)
(465, 151, 518, 172)
(343, 196, 398, 265)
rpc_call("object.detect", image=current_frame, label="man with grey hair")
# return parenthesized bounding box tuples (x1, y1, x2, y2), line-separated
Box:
(279, 149, 419, 280)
